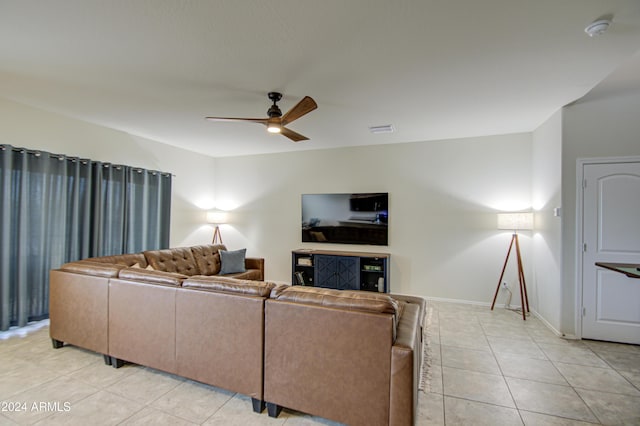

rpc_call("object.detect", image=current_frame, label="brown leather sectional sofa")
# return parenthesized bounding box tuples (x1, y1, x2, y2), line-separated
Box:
(49, 244, 425, 425)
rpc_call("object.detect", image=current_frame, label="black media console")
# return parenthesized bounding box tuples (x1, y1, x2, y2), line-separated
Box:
(291, 249, 390, 293)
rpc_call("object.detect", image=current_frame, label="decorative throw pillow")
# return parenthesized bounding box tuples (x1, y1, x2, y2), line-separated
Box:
(219, 248, 247, 275)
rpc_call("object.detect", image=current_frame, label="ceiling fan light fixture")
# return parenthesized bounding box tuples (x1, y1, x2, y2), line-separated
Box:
(267, 120, 281, 133)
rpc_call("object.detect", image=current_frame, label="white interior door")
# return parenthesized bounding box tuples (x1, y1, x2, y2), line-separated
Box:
(582, 160, 640, 344)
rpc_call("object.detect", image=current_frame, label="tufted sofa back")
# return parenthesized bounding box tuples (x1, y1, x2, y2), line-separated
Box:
(143, 246, 201, 276)
(190, 244, 225, 275)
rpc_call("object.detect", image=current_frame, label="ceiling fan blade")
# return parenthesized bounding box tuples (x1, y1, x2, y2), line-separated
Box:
(281, 96, 317, 125)
(280, 126, 309, 142)
(205, 117, 268, 125)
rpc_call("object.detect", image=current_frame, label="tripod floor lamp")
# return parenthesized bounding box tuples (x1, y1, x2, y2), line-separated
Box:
(206, 210, 228, 245)
(490, 212, 533, 320)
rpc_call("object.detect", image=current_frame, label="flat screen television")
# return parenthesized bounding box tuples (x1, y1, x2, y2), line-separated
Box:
(301, 193, 388, 246)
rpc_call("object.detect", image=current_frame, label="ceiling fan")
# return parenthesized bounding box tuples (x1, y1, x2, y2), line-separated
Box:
(206, 92, 317, 142)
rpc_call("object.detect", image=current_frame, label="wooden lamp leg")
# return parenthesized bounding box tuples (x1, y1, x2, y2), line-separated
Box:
(491, 234, 516, 311)
(514, 234, 530, 319)
(212, 225, 223, 245)
(491, 232, 529, 320)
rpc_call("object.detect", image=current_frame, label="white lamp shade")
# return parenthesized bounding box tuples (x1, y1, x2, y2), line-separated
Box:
(497, 212, 533, 230)
(206, 210, 228, 224)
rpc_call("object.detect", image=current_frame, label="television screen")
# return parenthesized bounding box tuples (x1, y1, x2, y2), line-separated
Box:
(301, 193, 388, 246)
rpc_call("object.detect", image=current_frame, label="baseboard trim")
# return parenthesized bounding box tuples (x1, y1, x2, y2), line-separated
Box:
(425, 296, 522, 310)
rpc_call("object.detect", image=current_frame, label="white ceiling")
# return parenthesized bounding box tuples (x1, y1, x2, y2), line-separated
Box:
(1, 0, 640, 158)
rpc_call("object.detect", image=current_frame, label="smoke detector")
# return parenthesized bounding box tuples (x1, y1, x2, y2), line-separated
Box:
(585, 18, 612, 37)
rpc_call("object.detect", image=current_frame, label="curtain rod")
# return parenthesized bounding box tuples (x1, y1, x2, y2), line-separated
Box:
(0, 144, 176, 177)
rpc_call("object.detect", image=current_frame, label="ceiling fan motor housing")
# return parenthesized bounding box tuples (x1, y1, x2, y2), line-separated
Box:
(267, 92, 283, 117)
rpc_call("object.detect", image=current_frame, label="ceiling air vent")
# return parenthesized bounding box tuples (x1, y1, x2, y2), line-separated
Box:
(368, 124, 395, 134)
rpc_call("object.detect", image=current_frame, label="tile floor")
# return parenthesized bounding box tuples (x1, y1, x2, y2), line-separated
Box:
(422, 301, 640, 425)
(0, 301, 638, 425)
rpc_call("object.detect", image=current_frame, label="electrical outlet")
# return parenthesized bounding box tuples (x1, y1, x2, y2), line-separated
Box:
(501, 281, 509, 290)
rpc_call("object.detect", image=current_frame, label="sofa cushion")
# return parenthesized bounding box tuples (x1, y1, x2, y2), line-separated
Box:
(190, 244, 225, 275)
(221, 269, 262, 280)
(143, 247, 200, 276)
(270, 285, 399, 317)
(183, 275, 276, 297)
(219, 248, 246, 275)
(119, 268, 187, 286)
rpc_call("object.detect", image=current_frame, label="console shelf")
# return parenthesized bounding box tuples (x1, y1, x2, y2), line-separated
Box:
(292, 249, 390, 293)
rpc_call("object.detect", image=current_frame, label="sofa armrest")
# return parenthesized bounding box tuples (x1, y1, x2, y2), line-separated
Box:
(49, 270, 109, 354)
(390, 302, 421, 426)
(244, 257, 264, 280)
(59, 261, 125, 278)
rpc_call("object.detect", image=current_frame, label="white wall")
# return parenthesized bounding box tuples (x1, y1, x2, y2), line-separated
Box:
(215, 133, 533, 303)
(561, 89, 640, 335)
(531, 110, 563, 332)
(1, 96, 537, 306)
(0, 98, 216, 247)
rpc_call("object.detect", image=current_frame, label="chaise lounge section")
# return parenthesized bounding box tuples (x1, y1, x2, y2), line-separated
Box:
(263, 286, 425, 426)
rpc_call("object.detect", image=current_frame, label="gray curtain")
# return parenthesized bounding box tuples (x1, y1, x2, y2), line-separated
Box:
(0, 144, 171, 331)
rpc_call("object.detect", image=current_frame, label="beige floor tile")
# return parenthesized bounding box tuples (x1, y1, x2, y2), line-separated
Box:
(0, 356, 38, 377)
(2, 375, 99, 424)
(506, 377, 597, 423)
(119, 406, 198, 425)
(0, 363, 62, 400)
(441, 345, 501, 375)
(576, 388, 640, 425)
(538, 343, 608, 368)
(442, 367, 515, 408)
(482, 324, 532, 340)
(149, 380, 234, 424)
(487, 335, 547, 360)
(67, 358, 143, 388)
(596, 350, 640, 373)
(203, 393, 289, 425)
(519, 410, 599, 425)
(443, 396, 523, 425)
(418, 391, 444, 426)
(553, 362, 640, 396)
(582, 339, 640, 355)
(439, 330, 491, 352)
(618, 369, 640, 390)
(33, 390, 144, 425)
(495, 352, 568, 385)
(105, 367, 184, 405)
(440, 320, 484, 334)
(0, 413, 19, 425)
